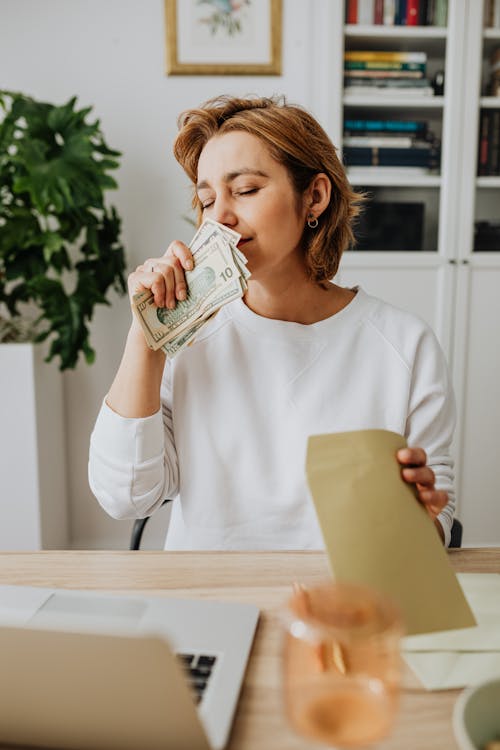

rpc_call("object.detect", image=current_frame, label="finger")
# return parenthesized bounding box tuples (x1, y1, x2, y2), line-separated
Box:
(150, 268, 169, 309)
(164, 240, 194, 271)
(133, 261, 170, 308)
(128, 268, 160, 298)
(417, 489, 448, 519)
(153, 257, 188, 303)
(140, 258, 178, 308)
(397, 447, 427, 467)
(172, 261, 188, 301)
(402, 465, 435, 487)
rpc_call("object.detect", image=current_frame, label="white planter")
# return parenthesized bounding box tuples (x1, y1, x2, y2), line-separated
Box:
(0, 343, 68, 549)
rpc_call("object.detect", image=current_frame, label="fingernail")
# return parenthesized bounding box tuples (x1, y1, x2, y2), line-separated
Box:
(178, 290, 186, 300)
(398, 448, 411, 461)
(185, 259, 193, 270)
(168, 300, 176, 309)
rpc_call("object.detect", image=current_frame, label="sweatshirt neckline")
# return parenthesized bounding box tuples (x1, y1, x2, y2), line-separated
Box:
(224, 286, 368, 341)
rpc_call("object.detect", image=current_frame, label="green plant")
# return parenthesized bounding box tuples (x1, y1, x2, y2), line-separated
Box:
(0, 90, 127, 369)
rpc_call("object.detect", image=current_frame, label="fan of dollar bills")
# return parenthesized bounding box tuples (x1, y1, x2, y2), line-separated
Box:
(132, 219, 250, 357)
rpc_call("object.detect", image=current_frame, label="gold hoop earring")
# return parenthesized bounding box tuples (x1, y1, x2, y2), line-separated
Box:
(307, 215, 319, 229)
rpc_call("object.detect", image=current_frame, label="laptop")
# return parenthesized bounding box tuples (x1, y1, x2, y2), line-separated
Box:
(0, 584, 259, 750)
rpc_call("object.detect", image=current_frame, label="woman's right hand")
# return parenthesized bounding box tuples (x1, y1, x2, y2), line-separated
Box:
(127, 240, 194, 312)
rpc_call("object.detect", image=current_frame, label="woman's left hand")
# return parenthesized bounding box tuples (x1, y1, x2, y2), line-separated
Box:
(397, 447, 448, 535)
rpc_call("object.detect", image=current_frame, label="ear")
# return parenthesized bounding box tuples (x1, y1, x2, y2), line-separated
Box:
(304, 173, 331, 219)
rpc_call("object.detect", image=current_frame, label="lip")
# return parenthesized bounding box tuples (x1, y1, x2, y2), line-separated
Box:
(237, 238, 251, 248)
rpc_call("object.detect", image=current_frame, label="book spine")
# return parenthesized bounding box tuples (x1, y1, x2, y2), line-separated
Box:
(346, 0, 358, 23)
(493, 0, 500, 27)
(418, 0, 428, 25)
(374, 0, 385, 23)
(426, 0, 435, 24)
(395, 0, 407, 25)
(343, 146, 438, 166)
(358, 0, 375, 24)
(344, 86, 434, 96)
(344, 50, 427, 62)
(489, 110, 500, 175)
(407, 0, 420, 25)
(344, 118, 428, 134)
(478, 110, 490, 176)
(344, 60, 426, 71)
(345, 70, 425, 78)
(433, 0, 447, 26)
(343, 135, 415, 147)
(484, 0, 492, 28)
(344, 77, 432, 87)
(383, 0, 396, 24)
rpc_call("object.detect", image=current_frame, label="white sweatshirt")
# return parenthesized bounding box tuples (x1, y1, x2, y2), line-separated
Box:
(89, 288, 456, 549)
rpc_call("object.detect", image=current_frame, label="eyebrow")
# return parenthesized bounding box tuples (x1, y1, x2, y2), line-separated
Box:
(196, 168, 269, 191)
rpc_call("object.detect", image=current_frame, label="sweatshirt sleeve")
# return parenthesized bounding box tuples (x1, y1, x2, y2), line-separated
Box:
(405, 326, 456, 547)
(88, 398, 179, 520)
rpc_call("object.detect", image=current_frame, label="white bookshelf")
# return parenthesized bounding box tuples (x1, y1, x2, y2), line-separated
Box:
(322, 1, 500, 545)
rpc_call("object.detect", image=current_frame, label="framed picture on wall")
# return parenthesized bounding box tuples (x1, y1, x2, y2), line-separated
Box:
(164, 0, 282, 75)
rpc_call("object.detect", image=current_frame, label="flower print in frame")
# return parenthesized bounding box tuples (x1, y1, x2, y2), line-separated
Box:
(164, 0, 282, 75)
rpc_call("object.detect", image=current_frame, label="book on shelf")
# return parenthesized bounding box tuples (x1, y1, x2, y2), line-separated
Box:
(344, 135, 417, 147)
(358, 0, 375, 25)
(478, 109, 500, 176)
(344, 76, 431, 86)
(346, 0, 358, 24)
(345, 69, 425, 79)
(344, 81, 435, 96)
(374, 0, 384, 24)
(344, 87, 434, 97)
(345, 0, 447, 26)
(343, 144, 440, 168)
(343, 50, 434, 95)
(344, 118, 429, 135)
(484, 0, 500, 28)
(345, 60, 426, 72)
(384, 0, 396, 25)
(474, 221, 500, 252)
(407, 0, 420, 25)
(487, 47, 500, 97)
(345, 50, 427, 63)
(433, 0, 447, 26)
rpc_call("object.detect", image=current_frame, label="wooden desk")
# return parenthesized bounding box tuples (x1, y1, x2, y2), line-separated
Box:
(0, 549, 498, 750)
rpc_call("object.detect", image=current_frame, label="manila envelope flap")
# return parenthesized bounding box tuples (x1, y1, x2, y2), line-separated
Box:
(305, 429, 476, 636)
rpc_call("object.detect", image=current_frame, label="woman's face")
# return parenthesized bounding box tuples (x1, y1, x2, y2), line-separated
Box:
(196, 131, 309, 282)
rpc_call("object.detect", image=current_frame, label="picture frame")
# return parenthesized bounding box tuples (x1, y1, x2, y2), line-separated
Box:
(164, 0, 282, 76)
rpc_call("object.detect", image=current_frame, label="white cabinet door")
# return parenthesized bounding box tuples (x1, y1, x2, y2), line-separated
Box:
(453, 263, 500, 546)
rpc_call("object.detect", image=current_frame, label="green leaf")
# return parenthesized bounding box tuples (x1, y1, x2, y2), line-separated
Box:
(0, 90, 127, 369)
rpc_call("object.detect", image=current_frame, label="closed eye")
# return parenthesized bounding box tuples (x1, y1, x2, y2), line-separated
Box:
(235, 188, 258, 197)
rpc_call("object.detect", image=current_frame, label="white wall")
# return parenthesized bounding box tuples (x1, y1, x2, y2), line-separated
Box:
(0, 0, 329, 548)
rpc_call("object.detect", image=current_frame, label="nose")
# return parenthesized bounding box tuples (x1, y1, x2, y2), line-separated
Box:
(211, 196, 238, 228)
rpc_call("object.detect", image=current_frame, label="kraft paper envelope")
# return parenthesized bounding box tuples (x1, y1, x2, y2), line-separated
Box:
(306, 429, 476, 636)
(402, 573, 500, 690)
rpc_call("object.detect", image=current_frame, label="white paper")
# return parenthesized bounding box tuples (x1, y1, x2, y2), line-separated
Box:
(402, 573, 500, 690)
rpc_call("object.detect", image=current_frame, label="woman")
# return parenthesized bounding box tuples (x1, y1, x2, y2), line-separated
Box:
(89, 95, 455, 549)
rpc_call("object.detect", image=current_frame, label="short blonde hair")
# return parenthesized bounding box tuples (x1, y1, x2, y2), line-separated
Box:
(173, 95, 363, 282)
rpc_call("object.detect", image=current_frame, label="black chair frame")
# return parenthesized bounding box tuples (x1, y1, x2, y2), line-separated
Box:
(130, 502, 463, 551)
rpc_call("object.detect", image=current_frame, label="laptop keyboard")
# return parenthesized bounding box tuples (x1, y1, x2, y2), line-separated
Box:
(177, 653, 217, 704)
